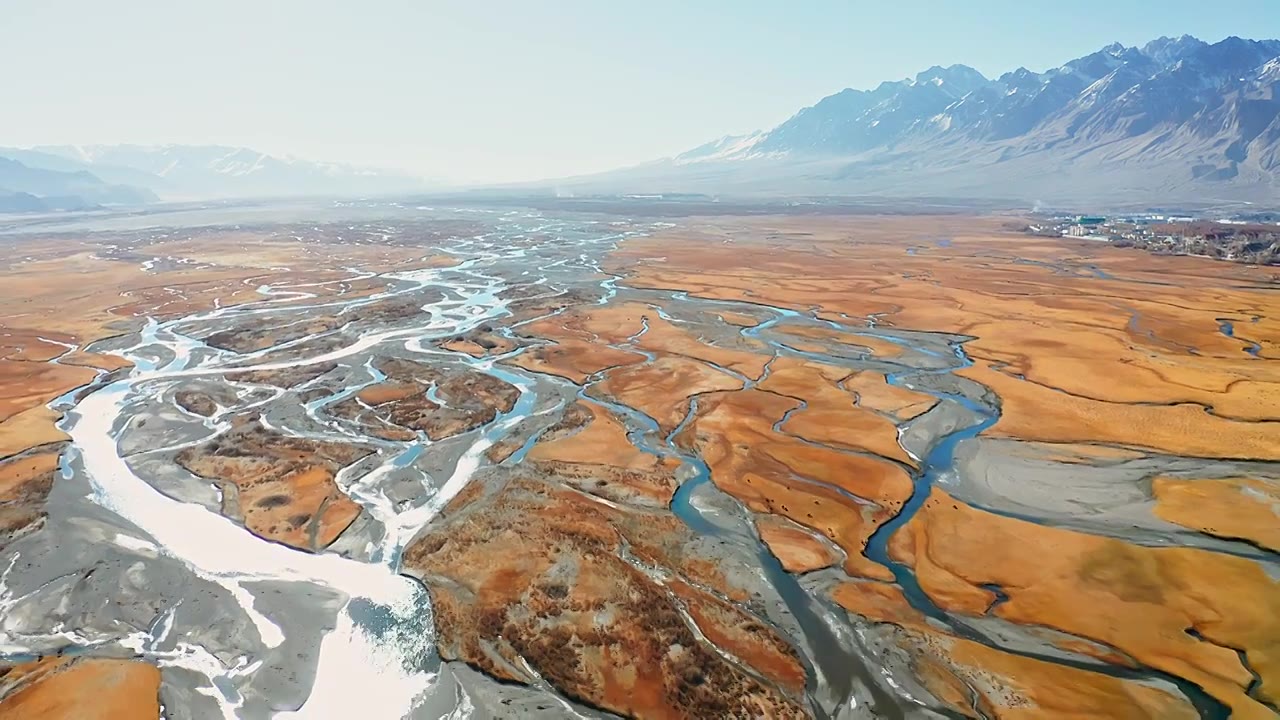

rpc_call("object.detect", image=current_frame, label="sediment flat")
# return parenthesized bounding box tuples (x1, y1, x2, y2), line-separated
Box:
(0, 206, 1276, 719)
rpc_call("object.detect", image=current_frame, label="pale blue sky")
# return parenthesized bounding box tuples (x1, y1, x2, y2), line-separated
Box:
(3, 1, 1278, 183)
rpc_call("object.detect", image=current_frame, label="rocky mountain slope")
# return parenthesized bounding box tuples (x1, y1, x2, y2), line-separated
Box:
(583, 36, 1280, 205)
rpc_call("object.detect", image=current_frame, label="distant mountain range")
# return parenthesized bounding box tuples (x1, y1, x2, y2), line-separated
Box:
(0, 145, 431, 212)
(574, 36, 1280, 206)
(0, 156, 157, 213)
(9, 36, 1277, 211)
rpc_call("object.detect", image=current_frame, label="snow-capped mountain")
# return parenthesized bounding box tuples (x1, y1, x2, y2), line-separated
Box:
(584, 36, 1280, 205)
(672, 132, 772, 164)
(27, 145, 430, 200)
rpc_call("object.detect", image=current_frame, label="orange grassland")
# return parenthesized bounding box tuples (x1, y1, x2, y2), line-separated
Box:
(594, 214, 1280, 718)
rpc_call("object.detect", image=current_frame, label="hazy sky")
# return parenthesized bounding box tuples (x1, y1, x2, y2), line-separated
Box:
(4, 1, 1279, 183)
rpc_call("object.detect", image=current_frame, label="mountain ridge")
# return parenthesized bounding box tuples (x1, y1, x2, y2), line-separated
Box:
(0, 144, 432, 206)
(0, 156, 157, 212)
(581, 35, 1280, 206)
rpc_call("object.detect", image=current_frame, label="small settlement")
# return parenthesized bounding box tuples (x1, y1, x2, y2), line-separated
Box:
(1027, 213, 1280, 265)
